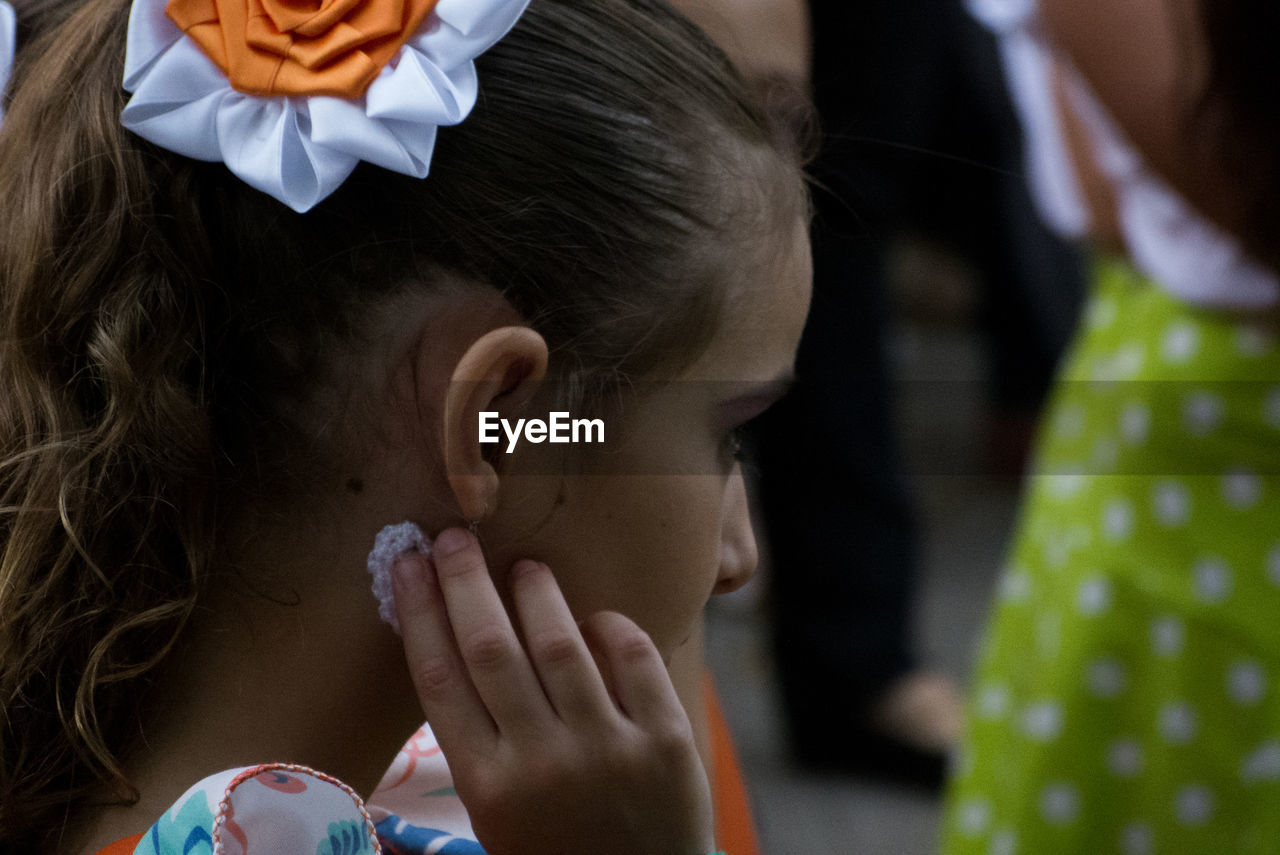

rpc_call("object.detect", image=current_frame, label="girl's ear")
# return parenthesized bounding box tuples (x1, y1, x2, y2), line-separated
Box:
(441, 326, 549, 521)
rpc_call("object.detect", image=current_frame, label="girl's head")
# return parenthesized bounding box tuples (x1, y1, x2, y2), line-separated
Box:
(0, 0, 808, 844)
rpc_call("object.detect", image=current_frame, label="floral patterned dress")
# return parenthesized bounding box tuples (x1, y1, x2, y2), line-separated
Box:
(100, 723, 483, 855)
(97, 681, 754, 854)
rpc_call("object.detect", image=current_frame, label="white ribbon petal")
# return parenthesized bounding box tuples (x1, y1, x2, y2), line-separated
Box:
(122, 94, 225, 161)
(435, 0, 528, 50)
(121, 41, 235, 161)
(310, 96, 433, 177)
(382, 117, 438, 175)
(122, 0, 183, 89)
(215, 98, 357, 212)
(366, 47, 476, 125)
(1, 1, 17, 125)
(119, 0, 529, 211)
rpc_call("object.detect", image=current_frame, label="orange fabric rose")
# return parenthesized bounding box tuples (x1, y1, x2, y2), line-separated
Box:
(166, 0, 440, 98)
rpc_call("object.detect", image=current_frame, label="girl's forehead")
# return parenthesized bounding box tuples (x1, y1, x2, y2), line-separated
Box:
(681, 219, 812, 383)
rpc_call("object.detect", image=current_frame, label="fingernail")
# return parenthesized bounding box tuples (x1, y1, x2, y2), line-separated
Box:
(435, 527, 471, 557)
(392, 553, 427, 597)
(510, 559, 542, 581)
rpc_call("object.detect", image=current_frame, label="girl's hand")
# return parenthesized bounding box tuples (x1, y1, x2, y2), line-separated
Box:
(392, 527, 716, 855)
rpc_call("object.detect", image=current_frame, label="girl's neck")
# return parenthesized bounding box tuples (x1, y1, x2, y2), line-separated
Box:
(74, 538, 426, 854)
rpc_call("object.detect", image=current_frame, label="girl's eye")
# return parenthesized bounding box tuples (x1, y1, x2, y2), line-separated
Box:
(723, 426, 747, 463)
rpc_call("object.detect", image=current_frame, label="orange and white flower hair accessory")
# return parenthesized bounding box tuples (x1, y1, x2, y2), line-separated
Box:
(0, 1, 15, 125)
(121, 0, 528, 212)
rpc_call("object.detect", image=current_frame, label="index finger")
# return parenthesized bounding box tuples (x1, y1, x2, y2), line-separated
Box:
(393, 551, 497, 753)
(431, 528, 555, 739)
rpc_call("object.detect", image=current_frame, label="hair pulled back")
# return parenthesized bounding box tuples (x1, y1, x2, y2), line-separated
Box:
(0, 0, 800, 846)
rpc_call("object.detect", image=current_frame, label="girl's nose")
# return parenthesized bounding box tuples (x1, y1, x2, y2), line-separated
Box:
(716, 467, 758, 595)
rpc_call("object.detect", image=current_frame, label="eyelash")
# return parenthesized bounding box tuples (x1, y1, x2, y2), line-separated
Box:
(723, 426, 747, 463)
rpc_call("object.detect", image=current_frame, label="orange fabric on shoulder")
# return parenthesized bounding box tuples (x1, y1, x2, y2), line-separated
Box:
(166, 0, 440, 97)
(705, 675, 761, 855)
(96, 832, 146, 855)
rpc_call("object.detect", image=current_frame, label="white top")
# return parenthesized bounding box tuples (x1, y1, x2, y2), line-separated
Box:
(967, 0, 1280, 309)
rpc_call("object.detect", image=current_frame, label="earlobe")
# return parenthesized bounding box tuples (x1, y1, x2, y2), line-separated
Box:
(441, 326, 549, 522)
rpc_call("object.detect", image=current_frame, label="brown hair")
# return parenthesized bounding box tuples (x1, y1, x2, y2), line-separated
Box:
(0, 0, 803, 846)
(1195, 0, 1280, 270)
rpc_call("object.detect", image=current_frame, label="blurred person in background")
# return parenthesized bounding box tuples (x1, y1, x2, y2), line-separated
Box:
(679, 0, 1084, 790)
(945, 0, 1280, 851)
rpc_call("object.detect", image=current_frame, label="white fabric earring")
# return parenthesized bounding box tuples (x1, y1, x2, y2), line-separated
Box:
(366, 521, 433, 635)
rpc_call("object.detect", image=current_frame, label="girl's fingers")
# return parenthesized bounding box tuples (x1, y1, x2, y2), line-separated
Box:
(579, 611, 690, 739)
(431, 528, 554, 739)
(509, 560, 617, 727)
(392, 551, 497, 752)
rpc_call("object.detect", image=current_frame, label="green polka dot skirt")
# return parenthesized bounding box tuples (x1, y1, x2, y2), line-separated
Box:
(942, 257, 1280, 854)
